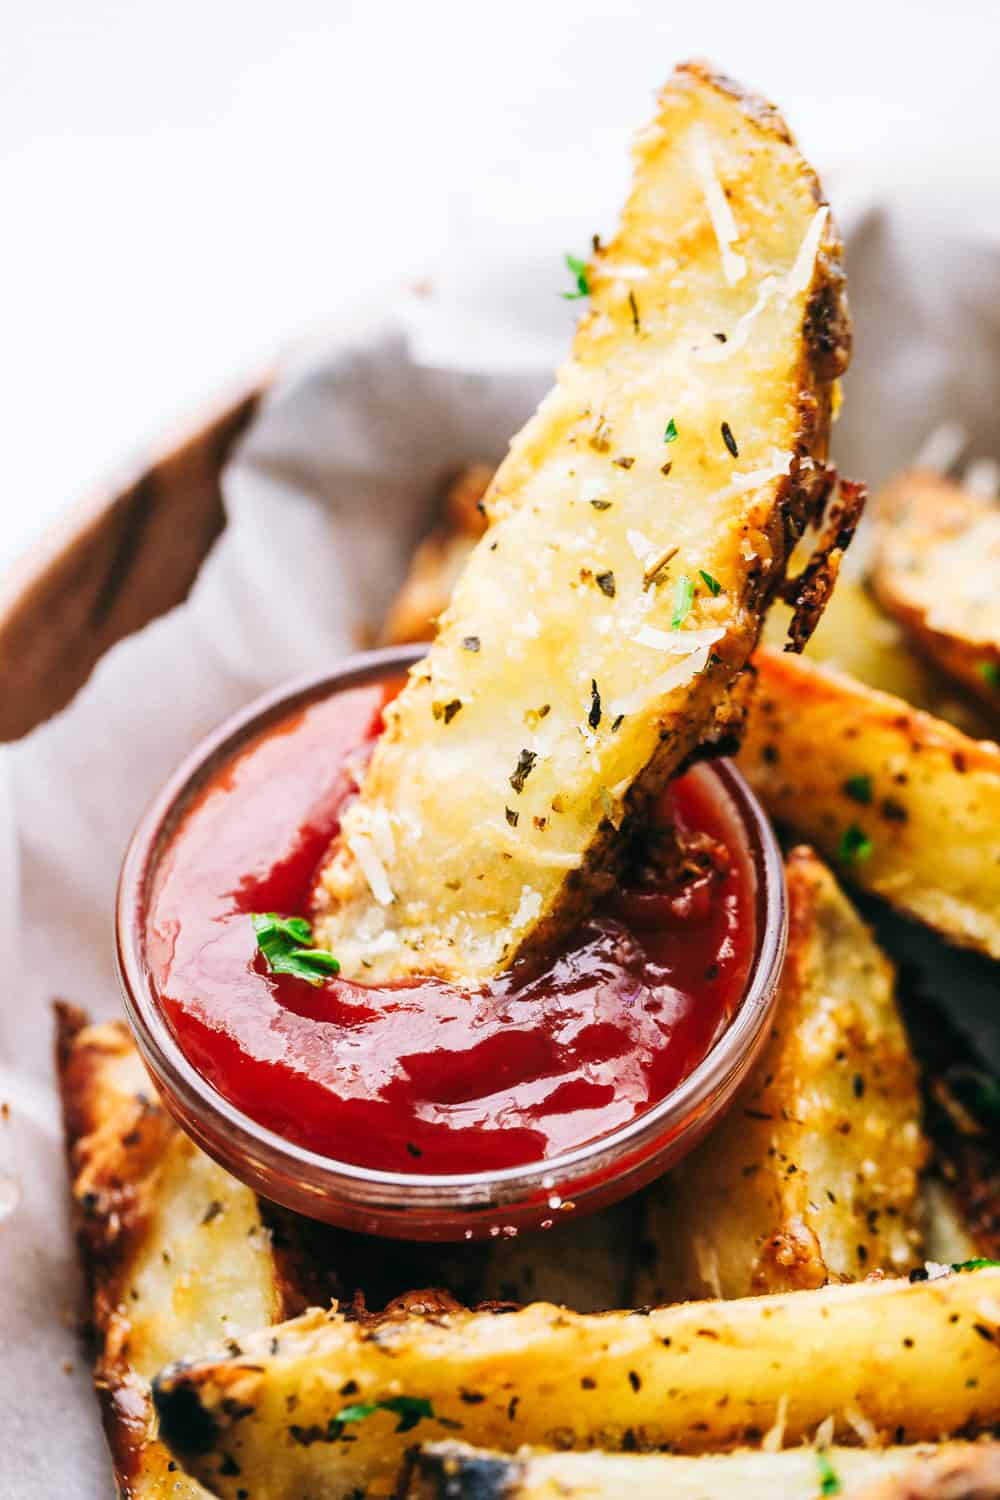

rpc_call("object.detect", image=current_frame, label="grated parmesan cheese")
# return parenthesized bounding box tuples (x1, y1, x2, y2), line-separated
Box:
(631, 624, 726, 653)
(346, 831, 394, 906)
(784, 206, 828, 298)
(608, 643, 712, 719)
(690, 124, 746, 286)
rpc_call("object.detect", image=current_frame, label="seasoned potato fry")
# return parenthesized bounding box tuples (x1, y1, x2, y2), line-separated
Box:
(55, 1005, 325, 1499)
(379, 466, 489, 645)
(871, 469, 1000, 713)
(315, 61, 850, 984)
(635, 846, 925, 1302)
(404, 1441, 1000, 1500)
(738, 649, 1000, 958)
(153, 1269, 1000, 1498)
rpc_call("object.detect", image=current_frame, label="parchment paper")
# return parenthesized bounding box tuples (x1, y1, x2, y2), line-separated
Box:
(2, 175, 999, 1496)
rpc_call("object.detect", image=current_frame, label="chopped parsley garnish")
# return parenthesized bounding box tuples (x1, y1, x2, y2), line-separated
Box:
(510, 748, 538, 793)
(628, 289, 640, 332)
(952, 1258, 1000, 1272)
(595, 570, 617, 598)
(590, 497, 612, 510)
(977, 660, 1000, 688)
(588, 679, 602, 730)
(334, 1396, 435, 1434)
(838, 824, 873, 864)
(432, 699, 463, 724)
(843, 774, 873, 805)
(816, 1451, 842, 1496)
(671, 574, 694, 629)
(251, 914, 340, 985)
(562, 253, 589, 300)
(462, 635, 481, 652)
(611, 713, 624, 732)
(721, 421, 739, 458)
(663, 417, 679, 444)
(708, 652, 724, 667)
(505, 806, 519, 828)
(698, 569, 722, 596)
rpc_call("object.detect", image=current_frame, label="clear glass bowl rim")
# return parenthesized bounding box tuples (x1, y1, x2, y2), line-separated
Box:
(116, 643, 787, 1216)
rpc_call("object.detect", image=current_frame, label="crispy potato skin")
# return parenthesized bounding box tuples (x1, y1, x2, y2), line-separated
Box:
(404, 1442, 1000, 1500)
(871, 469, 1000, 713)
(153, 1271, 1000, 1498)
(315, 60, 851, 984)
(635, 848, 925, 1302)
(738, 650, 1000, 958)
(55, 1006, 311, 1499)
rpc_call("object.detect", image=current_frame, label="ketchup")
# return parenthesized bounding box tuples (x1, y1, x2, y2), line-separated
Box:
(146, 679, 755, 1174)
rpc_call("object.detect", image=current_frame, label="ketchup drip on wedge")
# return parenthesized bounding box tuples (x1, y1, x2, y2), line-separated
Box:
(146, 678, 754, 1174)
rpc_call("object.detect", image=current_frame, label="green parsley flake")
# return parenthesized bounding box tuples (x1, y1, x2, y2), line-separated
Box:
(671, 574, 694, 629)
(251, 913, 340, 985)
(562, 253, 589, 300)
(816, 1451, 842, 1496)
(976, 660, 1000, 688)
(698, 569, 722, 596)
(838, 824, 873, 864)
(663, 417, 679, 444)
(843, 774, 873, 805)
(334, 1396, 435, 1434)
(952, 1258, 1000, 1272)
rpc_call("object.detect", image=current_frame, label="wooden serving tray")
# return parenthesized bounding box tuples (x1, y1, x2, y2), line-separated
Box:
(0, 386, 261, 742)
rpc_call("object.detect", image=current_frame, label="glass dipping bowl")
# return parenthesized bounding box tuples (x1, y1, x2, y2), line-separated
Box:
(116, 644, 787, 1242)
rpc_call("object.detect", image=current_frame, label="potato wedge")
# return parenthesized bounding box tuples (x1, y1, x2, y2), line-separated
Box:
(871, 468, 1000, 714)
(737, 649, 1000, 958)
(379, 465, 490, 645)
(404, 1441, 1000, 1500)
(55, 1004, 329, 1499)
(634, 846, 925, 1302)
(153, 1268, 1000, 1498)
(314, 61, 850, 983)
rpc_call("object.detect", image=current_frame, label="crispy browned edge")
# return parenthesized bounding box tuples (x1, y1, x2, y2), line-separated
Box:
(401, 1442, 1000, 1500)
(53, 1003, 341, 1491)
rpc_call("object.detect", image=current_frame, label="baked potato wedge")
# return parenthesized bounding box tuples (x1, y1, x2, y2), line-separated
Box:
(737, 650, 1000, 958)
(315, 61, 851, 984)
(56, 1004, 327, 1499)
(404, 1441, 1000, 1500)
(634, 846, 925, 1302)
(153, 1268, 1000, 1497)
(870, 468, 1000, 714)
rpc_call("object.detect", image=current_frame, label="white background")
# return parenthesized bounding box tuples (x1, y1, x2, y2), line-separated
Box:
(3, 0, 1000, 577)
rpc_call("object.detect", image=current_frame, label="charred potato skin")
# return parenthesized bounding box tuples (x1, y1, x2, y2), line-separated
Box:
(316, 60, 853, 985)
(871, 469, 1000, 714)
(153, 1271, 1000, 1498)
(738, 649, 1000, 959)
(635, 847, 926, 1303)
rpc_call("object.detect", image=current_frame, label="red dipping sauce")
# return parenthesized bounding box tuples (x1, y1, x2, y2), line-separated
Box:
(146, 678, 755, 1177)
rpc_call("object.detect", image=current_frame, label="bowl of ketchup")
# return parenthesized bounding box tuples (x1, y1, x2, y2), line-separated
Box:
(116, 645, 786, 1240)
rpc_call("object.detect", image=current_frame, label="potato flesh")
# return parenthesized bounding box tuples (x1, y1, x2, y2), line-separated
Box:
(315, 64, 845, 982)
(153, 1270, 1000, 1498)
(635, 847, 925, 1302)
(738, 649, 1000, 958)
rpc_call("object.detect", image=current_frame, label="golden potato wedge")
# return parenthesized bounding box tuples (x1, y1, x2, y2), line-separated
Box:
(871, 468, 1000, 714)
(153, 1268, 1000, 1498)
(737, 649, 1000, 958)
(634, 846, 925, 1302)
(315, 61, 850, 984)
(404, 1441, 1000, 1500)
(55, 1004, 329, 1500)
(379, 465, 490, 645)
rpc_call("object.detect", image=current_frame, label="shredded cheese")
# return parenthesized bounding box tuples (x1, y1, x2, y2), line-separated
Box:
(690, 124, 746, 286)
(346, 832, 394, 906)
(784, 206, 828, 298)
(608, 643, 711, 719)
(698, 276, 778, 363)
(631, 624, 726, 652)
